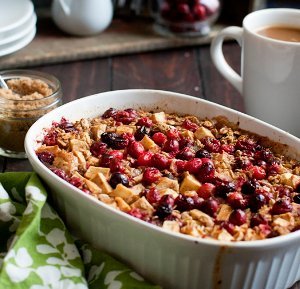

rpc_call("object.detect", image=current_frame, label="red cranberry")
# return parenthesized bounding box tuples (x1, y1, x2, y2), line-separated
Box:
(250, 213, 268, 227)
(255, 159, 267, 169)
(137, 117, 153, 127)
(151, 153, 170, 170)
(90, 141, 107, 157)
(146, 188, 161, 204)
(37, 151, 54, 164)
(197, 183, 216, 199)
(241, 179, 257, 195)
(221, 144, 235, 154)
(182, 119, 198, 132)
(69, 177, 83, 188)
(122, 132, 135, 143)
(216, 181, 236, 198)
(251, 166, 266, 180)
(221, 221, 235, 235)
(163, 139, 180, 153)
(197, 158, 215, 182)
(271, 199, 292, 215)
(166, 128, 180, 140)
(152, 132, 167, 146)
(175, 194, 196, 212)
(201, 137, 221, 153)
(267, 163, 281, 175)
(43, 131, 58, 146)
(110, 172, 129, 188)
(179, 137, 193, 149)
(127, 208, 146, 220)
(229, 209, 247, 226)
(177, 3, 190, 17)
(200, 198, 219, 217)
(174, 159, 188, 173)
(101, 150, 123, 167)
(227, 192, 248, 209)
(109, 159, 125, 173)
(176, 147, 195, 160)
(185, 158, 202, 174)
(128, 141, 145, 158)
(102, 108, 117, 118)
(50, 168, 68, 181)
(195, 149, 211, 159)
(255, 149, 274, 163)
(135, 126, 150, 141)
(59, 118, 76, 132)
(137, 151, 153, 167)
(124, 108, 138, 117)
(235, 138, 257, 152)
(193, 4, 206, 20)
(277, 187, 292, 198)
(235, 158, 252, 169)
(142, 167, 161, 184)
(113, 110, 135, 124)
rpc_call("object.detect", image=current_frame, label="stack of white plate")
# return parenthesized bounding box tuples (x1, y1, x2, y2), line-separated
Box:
(0, 0, 36, 57)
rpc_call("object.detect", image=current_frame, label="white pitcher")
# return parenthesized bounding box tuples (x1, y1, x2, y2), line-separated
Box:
(51, 0, 113, 36)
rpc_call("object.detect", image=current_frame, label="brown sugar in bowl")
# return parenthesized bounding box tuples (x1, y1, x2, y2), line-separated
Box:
(0, 70, 62, 158)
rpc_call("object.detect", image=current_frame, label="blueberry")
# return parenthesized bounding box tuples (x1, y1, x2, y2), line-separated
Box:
(109, 172, 129, 188)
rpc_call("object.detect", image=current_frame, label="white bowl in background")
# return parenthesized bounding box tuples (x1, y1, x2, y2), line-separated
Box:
(0, 26, 36, 57)
(0, 0, 34, 35)
(0, 13, 36, 46)
(25, 90, 300, 289)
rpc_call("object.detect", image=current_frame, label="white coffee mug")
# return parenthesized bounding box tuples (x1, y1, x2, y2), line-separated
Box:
(210, 8, 300, 137)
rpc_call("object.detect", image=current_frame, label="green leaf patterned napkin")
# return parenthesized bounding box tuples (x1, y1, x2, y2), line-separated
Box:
(0, 172, 161, 289)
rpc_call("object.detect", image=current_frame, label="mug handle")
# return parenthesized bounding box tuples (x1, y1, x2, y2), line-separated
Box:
(210, 26, 243, 94)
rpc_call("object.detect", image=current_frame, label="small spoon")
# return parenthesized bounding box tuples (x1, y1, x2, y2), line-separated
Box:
(0, 75, 8, 89)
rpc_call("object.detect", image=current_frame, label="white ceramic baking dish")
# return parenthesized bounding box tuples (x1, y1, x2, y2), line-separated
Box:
(25, 90, 300, 289)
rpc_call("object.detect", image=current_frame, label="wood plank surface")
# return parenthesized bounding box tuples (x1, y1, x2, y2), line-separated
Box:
(112, 48, 203, 97)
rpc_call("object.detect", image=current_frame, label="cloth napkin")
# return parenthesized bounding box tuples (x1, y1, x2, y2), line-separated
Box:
(0, 172, 161, 289)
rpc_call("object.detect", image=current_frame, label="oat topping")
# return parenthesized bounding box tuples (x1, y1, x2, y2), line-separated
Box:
(35, 108, 300, 241)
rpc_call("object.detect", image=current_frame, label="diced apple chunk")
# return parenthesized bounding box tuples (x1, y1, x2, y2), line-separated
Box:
(152, 112, 166, 123)
(140, 135, 158, 151)
(85, 179, 102, 195)
(116, 125, 135, 135)
(131, 196, 154, 214)
(90, 124, 107, 141)
(156, 177, 179, 192)
(111, 184, 139, 204)
(70, 139, 89, 152)
(280, 173, 300, 189)
(162, 221, 180, 233)
(115, 197, 131, 212)
(91, 173, 113, 194)
(194, 126, 214, 140)
(158, 188, 179, 199)
(180, 174, 201, 193)
(85, 166, 110, 179)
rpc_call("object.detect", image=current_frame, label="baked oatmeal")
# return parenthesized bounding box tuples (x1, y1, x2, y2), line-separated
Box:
(35, 108, 300, 241)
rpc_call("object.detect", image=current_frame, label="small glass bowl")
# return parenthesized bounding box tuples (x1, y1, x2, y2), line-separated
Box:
(0, 70, 62, 158)
(153, 0, 221, 37)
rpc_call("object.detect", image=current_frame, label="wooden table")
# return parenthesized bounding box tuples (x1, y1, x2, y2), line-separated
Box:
(0, 39, 299, 289)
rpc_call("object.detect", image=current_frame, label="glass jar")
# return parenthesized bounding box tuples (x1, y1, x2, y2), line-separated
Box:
(0, 70, 62, 158)
(153, 0, 221, 37)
